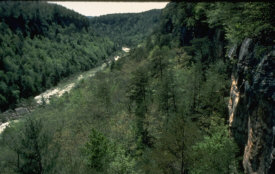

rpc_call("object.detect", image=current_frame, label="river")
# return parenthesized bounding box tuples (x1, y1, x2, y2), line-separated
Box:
(0, 47, 129, 134)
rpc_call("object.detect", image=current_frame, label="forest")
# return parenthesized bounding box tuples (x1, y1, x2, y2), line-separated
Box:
(89, 9, 161, 47)
(0, 1, 160, 111)
(0, 1, 274, 174)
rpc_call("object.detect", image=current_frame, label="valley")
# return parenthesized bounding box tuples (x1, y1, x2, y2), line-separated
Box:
(0, 1, 274, 174)
(0, 47, 129, 134)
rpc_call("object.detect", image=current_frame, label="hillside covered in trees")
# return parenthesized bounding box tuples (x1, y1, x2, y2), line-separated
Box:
(89, 9, 161, 48)
(0, 1, 274, 174)
(0, 1, 160, 111)
(0, 1, 114, 111)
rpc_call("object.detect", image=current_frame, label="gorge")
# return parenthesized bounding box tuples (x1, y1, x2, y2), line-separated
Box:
(0, 1, 274, 174)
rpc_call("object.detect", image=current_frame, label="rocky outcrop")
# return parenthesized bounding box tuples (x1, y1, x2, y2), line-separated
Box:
(15, 107, 30, 115)
(1, 107, 30, 123)
(228, 38, 275, 174)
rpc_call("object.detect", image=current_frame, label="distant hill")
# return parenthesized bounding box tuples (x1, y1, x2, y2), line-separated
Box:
(90, 9, 161, 48)
(0, 2, 274, 174)
(0, 3, 162, 111)
(0, 1, 115, 111)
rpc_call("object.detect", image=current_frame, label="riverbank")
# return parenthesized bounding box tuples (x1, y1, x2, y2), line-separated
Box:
(0, 47, 130, 134)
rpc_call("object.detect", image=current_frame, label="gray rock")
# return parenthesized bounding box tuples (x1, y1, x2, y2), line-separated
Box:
(15, 107, 29, 116)
(229, 38, 275, 174)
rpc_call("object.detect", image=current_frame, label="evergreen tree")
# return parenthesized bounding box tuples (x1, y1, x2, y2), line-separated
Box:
(84, 129, 110, 172)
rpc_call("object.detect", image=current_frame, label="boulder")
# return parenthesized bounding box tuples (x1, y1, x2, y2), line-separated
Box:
(15, 107, 29, 116)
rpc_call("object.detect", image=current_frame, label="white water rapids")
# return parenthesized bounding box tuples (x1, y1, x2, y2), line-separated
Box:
(0, 47, 130, 134)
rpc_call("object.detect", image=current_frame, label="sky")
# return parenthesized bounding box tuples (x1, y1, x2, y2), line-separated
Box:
(48, 1, 169, 17)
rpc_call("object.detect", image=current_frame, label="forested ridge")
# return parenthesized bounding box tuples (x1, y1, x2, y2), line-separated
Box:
(0, 1, 274, 174)
(0, 1, 115, 111)
(89, 9, 161, 48)
(0, 1, 160, 111)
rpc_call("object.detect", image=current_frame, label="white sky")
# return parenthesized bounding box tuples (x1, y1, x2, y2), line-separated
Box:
(48, 1, 169, 16)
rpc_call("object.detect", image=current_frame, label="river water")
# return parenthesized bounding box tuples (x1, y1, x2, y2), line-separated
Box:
(0, 47, 130, 134)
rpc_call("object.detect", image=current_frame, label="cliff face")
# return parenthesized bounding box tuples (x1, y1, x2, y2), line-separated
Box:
(228, 38, 275, 174)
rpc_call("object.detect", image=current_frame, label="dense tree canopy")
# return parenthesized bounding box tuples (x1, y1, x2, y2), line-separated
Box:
(0, 2, 163, 111)
(0, 1, 274, 174)
(90, 10, 161, 48)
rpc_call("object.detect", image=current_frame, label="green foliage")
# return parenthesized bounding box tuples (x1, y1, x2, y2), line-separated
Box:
(205, 2, 275, 44)
(90, 10, 161, 48)
(155, 70, 178, 117)
(84, 129, 110, 172)
(0, 117, 59, 174)
(127, 65, 154, 150)
(0, 1, 115, 111)
(19, 118, 48, 174)
(95, 78, 111, 112)
(155, 2, 274, 47)
(149, 46, 170, 80)
(198, 60, 230, 117)
(188, 117, 239, 174)
(0, 1, 271, 174)
(127, 66, 149, 116)
(0, 121, 22, 173)
(108, 145, 138, 174)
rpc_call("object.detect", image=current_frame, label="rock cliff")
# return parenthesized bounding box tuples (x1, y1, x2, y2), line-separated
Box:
(228, 38, 275, 173)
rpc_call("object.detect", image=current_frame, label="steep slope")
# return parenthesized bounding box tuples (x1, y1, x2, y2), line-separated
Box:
(89, 9, 161, 48)
(0, 1, 115, 111)
(0, 2, 274, 174)
(155, 3, 275, 172)
(228, 38, 275, 173)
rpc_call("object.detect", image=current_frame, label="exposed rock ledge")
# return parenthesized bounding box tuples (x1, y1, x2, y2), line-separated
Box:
(228, 38, 275, 174)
